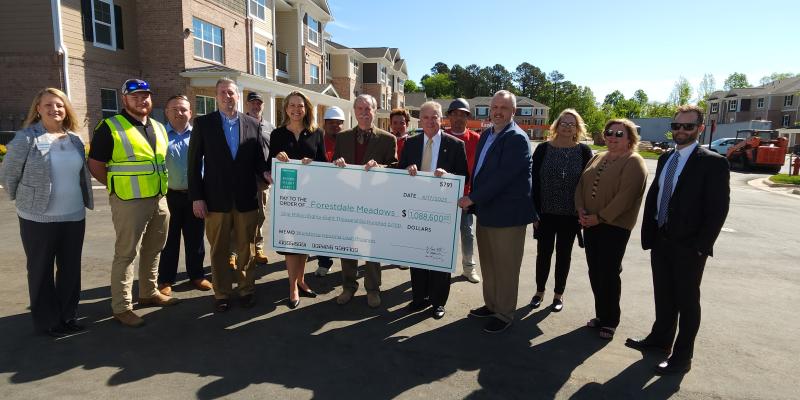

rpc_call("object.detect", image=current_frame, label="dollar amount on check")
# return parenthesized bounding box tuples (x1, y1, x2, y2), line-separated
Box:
(270, 160, 464, 273)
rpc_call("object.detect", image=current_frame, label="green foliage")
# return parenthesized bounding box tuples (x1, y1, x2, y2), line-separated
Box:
(603, 90, 625, 106)
(669, 76, 692, 105)
(723, 72, 751, 90)
(664, 131, 673, 140)
(403, 80, 419, 93)
(431, 62, 450, 75)
(421, 73, 454, 98)
(759, 72, 797, 86)
(769, 174, 800, 185)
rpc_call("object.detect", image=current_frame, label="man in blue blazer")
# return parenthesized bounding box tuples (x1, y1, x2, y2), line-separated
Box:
(458, 90, 537, 333)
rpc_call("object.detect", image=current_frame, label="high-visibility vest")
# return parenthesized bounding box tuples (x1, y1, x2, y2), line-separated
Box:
(104, 114, 169, 200)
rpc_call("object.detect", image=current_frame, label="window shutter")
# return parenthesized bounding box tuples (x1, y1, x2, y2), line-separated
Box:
(114, 5, 124, 49)
(81, 0, 93, 41)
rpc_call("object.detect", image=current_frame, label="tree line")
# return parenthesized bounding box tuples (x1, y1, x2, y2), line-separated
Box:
(405, 62, 798, 134)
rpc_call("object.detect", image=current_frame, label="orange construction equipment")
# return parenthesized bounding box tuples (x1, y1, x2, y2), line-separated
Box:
(726, 129, 788, 174)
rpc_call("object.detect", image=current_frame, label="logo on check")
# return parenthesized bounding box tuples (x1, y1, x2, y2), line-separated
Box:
(280, 169, 298, 190)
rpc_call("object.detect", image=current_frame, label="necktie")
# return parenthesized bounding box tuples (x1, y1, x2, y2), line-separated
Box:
(421, 138, 433, 172)
(657, 152, 680, 227)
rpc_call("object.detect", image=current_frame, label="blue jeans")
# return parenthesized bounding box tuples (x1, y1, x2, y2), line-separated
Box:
(460, 211, 476, 268)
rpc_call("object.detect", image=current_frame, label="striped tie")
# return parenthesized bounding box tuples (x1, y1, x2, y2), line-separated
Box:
(657, 152, 680, 227)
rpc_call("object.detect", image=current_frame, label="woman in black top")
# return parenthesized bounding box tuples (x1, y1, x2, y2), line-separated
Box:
(269, 91, 327, 309)
(530, 109, 593, 312)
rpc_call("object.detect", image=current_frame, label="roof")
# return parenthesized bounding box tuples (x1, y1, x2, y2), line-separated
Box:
(299, 84, 340, 98)
(352, 47, 390, 59)
(708, 76, 800, 100)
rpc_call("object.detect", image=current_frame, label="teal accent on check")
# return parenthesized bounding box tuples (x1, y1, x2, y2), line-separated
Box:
(280, 169, 297, 190)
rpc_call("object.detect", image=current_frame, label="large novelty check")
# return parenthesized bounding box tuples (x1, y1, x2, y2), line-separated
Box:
(270, 160, 464, 273)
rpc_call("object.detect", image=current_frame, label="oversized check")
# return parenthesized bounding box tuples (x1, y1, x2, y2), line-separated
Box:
(270, 160, 464, 273)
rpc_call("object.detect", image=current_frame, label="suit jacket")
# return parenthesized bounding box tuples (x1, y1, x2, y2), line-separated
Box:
(397, 131, 469, 180)
(641, 144, 729, 256)
(333, 126, 397, 166)
(188, 111, 268, 212)
(469, 122, 537, 227)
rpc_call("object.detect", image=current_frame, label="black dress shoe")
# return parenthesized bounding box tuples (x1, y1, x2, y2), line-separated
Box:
(240, 294, 256, 308)
(625, 337, 671, 354)
(214, 299, 231, 313)
(62, 320, 86, 333)
(287, 298, 300, 309)
(551, 298, 563, 312)
(432, 306, 445, 320)
(45, 325, 70, 338)
(530, 295, 543, 309)
(405, 301, 430, 313)
(655, 359, 691, 375)
(298, 286, 318, 298)
(483, 317, 511, 333)
(468, 305, 494, 318)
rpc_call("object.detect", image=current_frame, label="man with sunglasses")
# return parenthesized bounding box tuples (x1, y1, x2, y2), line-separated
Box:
(88, 79, 178, 328)
(627, 105, 730, 375)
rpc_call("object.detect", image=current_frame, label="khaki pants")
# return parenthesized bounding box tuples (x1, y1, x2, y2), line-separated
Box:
(206, 210, 258, 299)
(255, 188, 270, 251)
(110, 195, 169, 314)
(340, 259, 381, 293)
(476, 223, 527, 323)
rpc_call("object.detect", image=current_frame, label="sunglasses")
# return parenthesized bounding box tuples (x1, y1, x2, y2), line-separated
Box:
(559, 122, 577, 128)
(604, 129, 625, 138)
(670, 122, 697, 131)
(124, 80, 149, 92)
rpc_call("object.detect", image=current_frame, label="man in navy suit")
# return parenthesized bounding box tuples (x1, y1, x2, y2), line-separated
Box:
(458, 90, 537, 333)
(398, 101, 469, 320)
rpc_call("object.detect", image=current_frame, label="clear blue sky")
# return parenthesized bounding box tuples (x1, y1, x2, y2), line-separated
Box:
(326, 0, 799, 103)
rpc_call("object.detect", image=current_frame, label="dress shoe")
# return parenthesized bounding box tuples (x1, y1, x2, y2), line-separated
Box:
(298, 286, 318, 298)
(287, 298, 300, 309)
(432, 306, 446, 320)
(228, 253, 237, 270)
(158, 283, 172, 296)
(468, 305, 494, 318)
(483, 317, 511, 333)
(254, 249, 269, 264)
(239, 294, 256, 308)
(214, 299, 230, 312)
(625, 337, 671, 354)
(138, 293, 181, 307)
(405, 301, 430, 313)
(367, 291, 381, 308)
(62, 319, 86, 333)
(45, 325, 71, 338)
(113, 310, 145, 327)
(655, 359, 691, 375)
(462, 267, 481, 283)
(397, 265, 409, 270)
(551, 298, 564, 312)
(192, 278, 213, 291)
(314, 266, 330, 277)
(336, 289, 355, 305)
(530, 295, 543, 309)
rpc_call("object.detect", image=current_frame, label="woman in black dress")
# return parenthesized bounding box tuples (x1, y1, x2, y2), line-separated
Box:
(269, 91, 327, 308)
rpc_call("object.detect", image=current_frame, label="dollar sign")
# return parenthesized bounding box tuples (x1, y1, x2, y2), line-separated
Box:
(402, 209, 406, 217)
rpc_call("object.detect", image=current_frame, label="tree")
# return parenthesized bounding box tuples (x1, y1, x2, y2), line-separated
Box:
(632, 89, 648, 106)
(421, 73, 453, 98)
(547, 70, 565, 111)
(759, 72, 797, 85)
(723, 72, 751, 90)
(669, 76, 692, 106)
(485, 64, 514, 94)
(696, 73, 716, 111)
(403, 79, 419, 93)
(513, 62, 547, 100)
(449, 64, 473, 98)
(430, 62, 450, 75)
(603, 90, 625, 107)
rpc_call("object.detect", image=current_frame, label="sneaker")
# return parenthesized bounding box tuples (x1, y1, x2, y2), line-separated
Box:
(254, 249, 269, 264)
(367, 291, 381, 308)
(113, 310, 145, 328)
(462, 267, 481, 283)
(483, 317, 511, 333)
(315, 266, 330, 277)
(336, 289, 355, 305)
(468, 305, 494, 318)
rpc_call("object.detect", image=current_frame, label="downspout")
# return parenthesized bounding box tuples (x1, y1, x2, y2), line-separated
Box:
(51, 0, 70, 98)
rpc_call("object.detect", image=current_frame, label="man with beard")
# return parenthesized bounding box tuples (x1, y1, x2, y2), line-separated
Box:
(88, 79, 178, 328)
(627, 105, 730, 375)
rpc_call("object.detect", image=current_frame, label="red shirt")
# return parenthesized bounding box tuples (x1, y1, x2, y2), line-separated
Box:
(445, 128, 481, 195)
(324, 134, 337, 162)
(395, 134, 408, 160)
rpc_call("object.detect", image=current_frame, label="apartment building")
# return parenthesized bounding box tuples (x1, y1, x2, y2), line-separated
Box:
(706, 76, 800, 132)
(0, 0, 366, 139)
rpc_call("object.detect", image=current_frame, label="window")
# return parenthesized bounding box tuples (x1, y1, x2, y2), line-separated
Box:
(100, 88, 118, 118)
(397, 79, 404, 92)
(381, 94, 387, 109)
(307, 15, 319, 45)
(91, 0, 116, 49)
(310, 64, 320, 84)
(193, 18, 224, 63)
(785, 95, 794, 107)
(196, 95, 216, 115)
(757, 98, 765, 108)
(253, 45, 267, 77)
(516, 107, 533, 116)
(475, 106, 489, 117)
(352, 60, 359, 75)
(783, 115, 791, 127)
(249, 0, 266, 20)
(276, 51, 288, 74)
(728, 100, 737, 112)
(325, 53, 331, 71)
(380, 65, 387, 83)
(710, 103, 719, 113)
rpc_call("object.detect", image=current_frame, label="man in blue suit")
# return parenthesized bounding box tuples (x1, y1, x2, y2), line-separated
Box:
(458, 90, 537, 333)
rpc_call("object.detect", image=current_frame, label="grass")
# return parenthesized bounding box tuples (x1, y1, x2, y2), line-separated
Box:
(769, 174, 800, 185)
(588, 144, 661, 160)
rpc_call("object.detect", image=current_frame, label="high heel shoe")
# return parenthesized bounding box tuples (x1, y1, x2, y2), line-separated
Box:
(298, 286, 318, 298)
(287, 297, 300, 309)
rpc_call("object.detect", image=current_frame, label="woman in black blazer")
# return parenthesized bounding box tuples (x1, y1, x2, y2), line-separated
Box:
(530, 109, 593, 313)
(269, 91, 327, 309)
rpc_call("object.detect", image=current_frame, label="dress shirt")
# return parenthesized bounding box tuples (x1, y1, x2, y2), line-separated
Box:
(474, 123, 510, 177)
(655, 141, 698, 219)
(420, 131, 442, 171)
(220, 111, 240, 159)
(165, 123, 192, 190)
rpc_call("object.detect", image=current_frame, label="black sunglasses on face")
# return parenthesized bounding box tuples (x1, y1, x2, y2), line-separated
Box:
(670, 122, 697, 131)
(125, 80, 149, 92)
(604, 129, 625, 138)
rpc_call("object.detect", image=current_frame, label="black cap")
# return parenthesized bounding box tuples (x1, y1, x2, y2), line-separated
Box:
(121, 79, 151, 95)
(447, 98, 470, 115)
(247, 92, 263, 102)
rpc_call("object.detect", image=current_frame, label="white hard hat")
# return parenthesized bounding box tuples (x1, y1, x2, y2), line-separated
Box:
(324, 106, 345, 121)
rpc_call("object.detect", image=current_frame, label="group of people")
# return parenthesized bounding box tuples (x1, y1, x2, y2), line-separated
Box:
(0, 78, 729, 376)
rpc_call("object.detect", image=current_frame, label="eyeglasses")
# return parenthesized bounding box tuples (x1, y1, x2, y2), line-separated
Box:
(559, 122, 577, 128)
(604, 129, 625, 138)
(670, 122, 697, 131)
(124, 80, 149, 93)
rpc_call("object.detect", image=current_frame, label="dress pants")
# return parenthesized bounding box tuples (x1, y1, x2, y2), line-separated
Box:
(19, 218, 85, 332)
(460, 211, 476, 268)
(158, 190, 206, 284)
(475, 223, 527, 323)
(205, 209, 258, 299)
(647, 232, 707, 363)
(254, 188, 270, 251)
(410, 268, 451, 307)
(583, 223, 631, 328)
(340, 259, 381, 293)
(109, 195, 169, 314)
(534, 213, 579, 294)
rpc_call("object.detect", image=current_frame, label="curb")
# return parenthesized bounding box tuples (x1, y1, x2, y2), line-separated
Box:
(763, 178, 800, 188)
